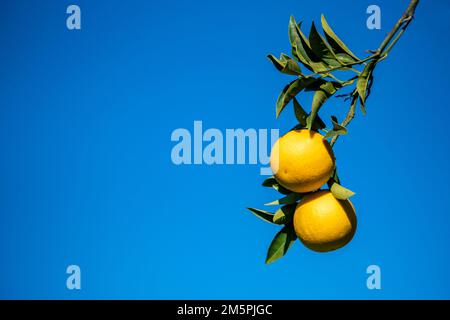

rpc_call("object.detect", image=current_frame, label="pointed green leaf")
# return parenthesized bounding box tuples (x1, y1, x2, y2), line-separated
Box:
(292, 98, 326, 131)
(359, 97, 367, 115)
(267, 54, 286, 72)
(276, 79, 304, 118)
(324, 115, 348, 139)
(357, 61, 375, 103)
(303, 78, 326, 92)
(247, 208, 276, 224)
(265, 193, 303, 206)
(265, 224, 297, 264)
(321, 15, 360, 61)
(276, 77, 318, 118)
(262, 177, 277, 188)
(289, 17, 328, 73)
(357, 61, 376, 115)
(360, 75, 374, 115)
(335, 53, 357, 64)
(330, 182, 355, 200)
(267, 54, 302, 75)
(261, 177, 291, 195)
(281, 54, 303, 75)
(293, 97, 308, 127)
(296, 24, 329, 73)
(291, 114, 325, 131)
(309, 22, 340, 67)
(306, 81, 338, 129)
(312, 114, 327, 130)
(273, 204, 297, 225)
(289, 17, 313, 71)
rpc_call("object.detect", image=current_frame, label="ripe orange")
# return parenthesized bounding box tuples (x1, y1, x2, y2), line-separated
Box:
(270, 129, 335, 193)
(293, 190, 357, 252)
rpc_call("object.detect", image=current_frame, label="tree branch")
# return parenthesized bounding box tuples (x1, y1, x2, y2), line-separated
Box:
(378, 0, 420, 54)
(330, 0, 419, 147)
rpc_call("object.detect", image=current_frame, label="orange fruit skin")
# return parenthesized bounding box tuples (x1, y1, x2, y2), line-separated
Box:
(270, 129, 335, 193)
(293, 190, 357, 252)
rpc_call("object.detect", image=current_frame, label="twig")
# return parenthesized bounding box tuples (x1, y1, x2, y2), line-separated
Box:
(307, 54, 378, 79)
(331, 0, 419, 147)
(377, 0, 419, 54)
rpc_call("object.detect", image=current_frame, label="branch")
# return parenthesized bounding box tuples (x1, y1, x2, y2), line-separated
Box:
(331, 0, 419, 147)
(309, 0, 420, 80)
(307, 54, 377, 78)
(378, 0, 420, 54)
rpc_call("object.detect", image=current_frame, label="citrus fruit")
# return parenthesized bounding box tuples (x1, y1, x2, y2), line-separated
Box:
(293, 190, 357, 252)
(270, 129, 335, 193)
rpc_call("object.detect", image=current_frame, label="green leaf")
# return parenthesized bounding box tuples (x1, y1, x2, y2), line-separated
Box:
(306, 81, 338, 129)
(276, 79, 303, 118)
(265, 193, 303, 206)
(291, 115, 325, 131)
(309, 22, 340, 67)
(360, 75, 374, 115)
(289, 17, 313, 71)
(335, 53, 357, 64)
(293, 97, 308, 127)
(265, 224, 297, 264)
(312, 114, 327, 130)
(281, 54, 302, 75)
(276, 77, 317, 118)
(357, 61, 376, 114)
(289, 17, 328, 73)
(267, 54, 302, 75)
(273, 204, 297, 225)
(247, 208, 276, 224)
(276, 84, 300, 118)
(359, 98, 366, 115)
(262, 177, 278, 188)
(321, 15, 360, 62)
(261, 177, 291, 195)
(324, 115, 348, 140)
(303, 78, 326, 92)
(330, 182, 355, 200)
(294, 107, 326, 131)
(267, 54, 286, 73)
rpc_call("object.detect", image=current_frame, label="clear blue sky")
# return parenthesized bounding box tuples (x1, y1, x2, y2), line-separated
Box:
(0, 0, 449, 299)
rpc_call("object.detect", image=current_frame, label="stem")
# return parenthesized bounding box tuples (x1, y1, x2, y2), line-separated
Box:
(326, 0, 420, 80)
(331, 0, 419, 146)
(327, 73, 345, 83)
(348, 67, 361, 74)
(378, 0, 419, 54)
(307, 54, 378, 78)
(383, 27, 406, 55)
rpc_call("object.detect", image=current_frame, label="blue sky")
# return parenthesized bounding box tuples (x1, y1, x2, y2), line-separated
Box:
(0, 0, 449, 299)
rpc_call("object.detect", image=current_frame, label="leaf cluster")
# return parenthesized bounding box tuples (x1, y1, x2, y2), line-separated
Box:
(268, 15, 378, 140)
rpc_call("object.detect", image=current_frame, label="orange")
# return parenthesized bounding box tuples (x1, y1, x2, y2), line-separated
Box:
(293, 190, 357, 252)
(270, 129, 335, 193)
